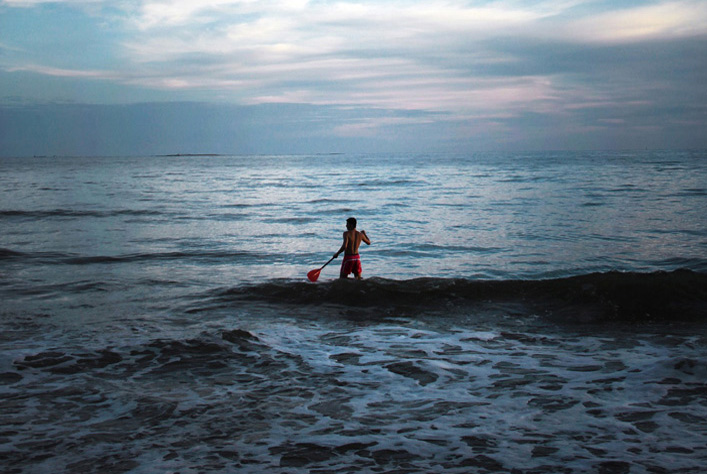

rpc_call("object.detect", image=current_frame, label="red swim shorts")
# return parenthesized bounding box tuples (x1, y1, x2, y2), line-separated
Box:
(340, 254, 362, 277)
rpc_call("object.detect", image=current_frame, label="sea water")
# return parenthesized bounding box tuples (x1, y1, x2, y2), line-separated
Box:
(1, 151, 706, 473)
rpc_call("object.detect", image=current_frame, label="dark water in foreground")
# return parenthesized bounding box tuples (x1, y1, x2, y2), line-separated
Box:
(1, 151, 706, 473)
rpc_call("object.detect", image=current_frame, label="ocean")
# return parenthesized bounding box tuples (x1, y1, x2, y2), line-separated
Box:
(1, 150, 706, 473)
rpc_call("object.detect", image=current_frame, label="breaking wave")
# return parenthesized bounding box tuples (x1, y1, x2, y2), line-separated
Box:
(211, 270, 707, 322)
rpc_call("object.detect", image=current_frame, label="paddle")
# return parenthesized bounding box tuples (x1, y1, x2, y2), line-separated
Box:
(307, 255, 337, 282)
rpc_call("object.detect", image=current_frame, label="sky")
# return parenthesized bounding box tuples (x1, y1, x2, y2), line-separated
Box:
(1, 0, 706, 155)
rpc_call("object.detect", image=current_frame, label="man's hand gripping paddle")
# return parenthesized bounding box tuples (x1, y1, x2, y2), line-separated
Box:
(307, 255, 337, 282)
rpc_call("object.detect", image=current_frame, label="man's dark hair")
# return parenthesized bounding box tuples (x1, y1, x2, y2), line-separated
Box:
(346, 217, 357, 229)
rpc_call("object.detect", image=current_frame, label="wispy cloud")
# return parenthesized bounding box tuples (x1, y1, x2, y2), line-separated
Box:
(8, 64, 112, 78)
(119, 1, 706, 109)
(109, 1, 572, 114)
(546, 1, 707, 43)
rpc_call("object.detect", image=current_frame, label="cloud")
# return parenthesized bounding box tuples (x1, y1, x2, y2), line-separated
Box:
(111, 1, 706, 112)
(8, 64, 112, 78)
(109, 1, 574, 115)
(556, 1, 707, 43)
(2, 0, 91, 5)
(1, 0, 706, 152)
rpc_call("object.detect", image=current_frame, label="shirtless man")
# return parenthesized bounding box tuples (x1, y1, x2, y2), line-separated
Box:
(333, 217, 371, 279)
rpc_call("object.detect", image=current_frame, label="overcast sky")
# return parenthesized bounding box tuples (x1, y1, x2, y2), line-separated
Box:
(1, 0, 706, 155)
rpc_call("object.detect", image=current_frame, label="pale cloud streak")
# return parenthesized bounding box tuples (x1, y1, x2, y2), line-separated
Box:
(2, 0, 101, 5)
(553, 1, 707, 43)
(7, 64, 113, 78)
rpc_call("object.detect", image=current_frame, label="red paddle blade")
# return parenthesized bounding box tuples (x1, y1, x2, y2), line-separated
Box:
(307, 268, 321, 282)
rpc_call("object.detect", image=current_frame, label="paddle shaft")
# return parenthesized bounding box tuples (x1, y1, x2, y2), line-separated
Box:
(319, 255, 337, 270)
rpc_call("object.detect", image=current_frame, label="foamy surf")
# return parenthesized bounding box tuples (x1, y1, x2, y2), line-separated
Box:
(3, 322, 706, 473)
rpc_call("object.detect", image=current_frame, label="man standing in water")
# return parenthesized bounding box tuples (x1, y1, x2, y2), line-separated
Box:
(334, 217, 371, 279)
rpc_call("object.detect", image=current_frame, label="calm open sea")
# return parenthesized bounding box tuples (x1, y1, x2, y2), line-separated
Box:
(1, 151, 706, 473)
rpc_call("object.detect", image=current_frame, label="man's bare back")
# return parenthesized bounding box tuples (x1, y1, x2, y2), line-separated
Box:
(341, 229, 370, 256)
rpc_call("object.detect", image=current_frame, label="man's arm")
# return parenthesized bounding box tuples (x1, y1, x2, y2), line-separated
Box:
(360, 230, 371, 245)
(334, 232, 348, 257)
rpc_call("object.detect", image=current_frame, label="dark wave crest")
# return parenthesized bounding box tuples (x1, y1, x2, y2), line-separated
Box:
(0, 248, 25, 259)
(61, 250, 264, 265)
(213, 270, 707, 322)
(0, 248, 269, 264)
(0, 209, 165, 219)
